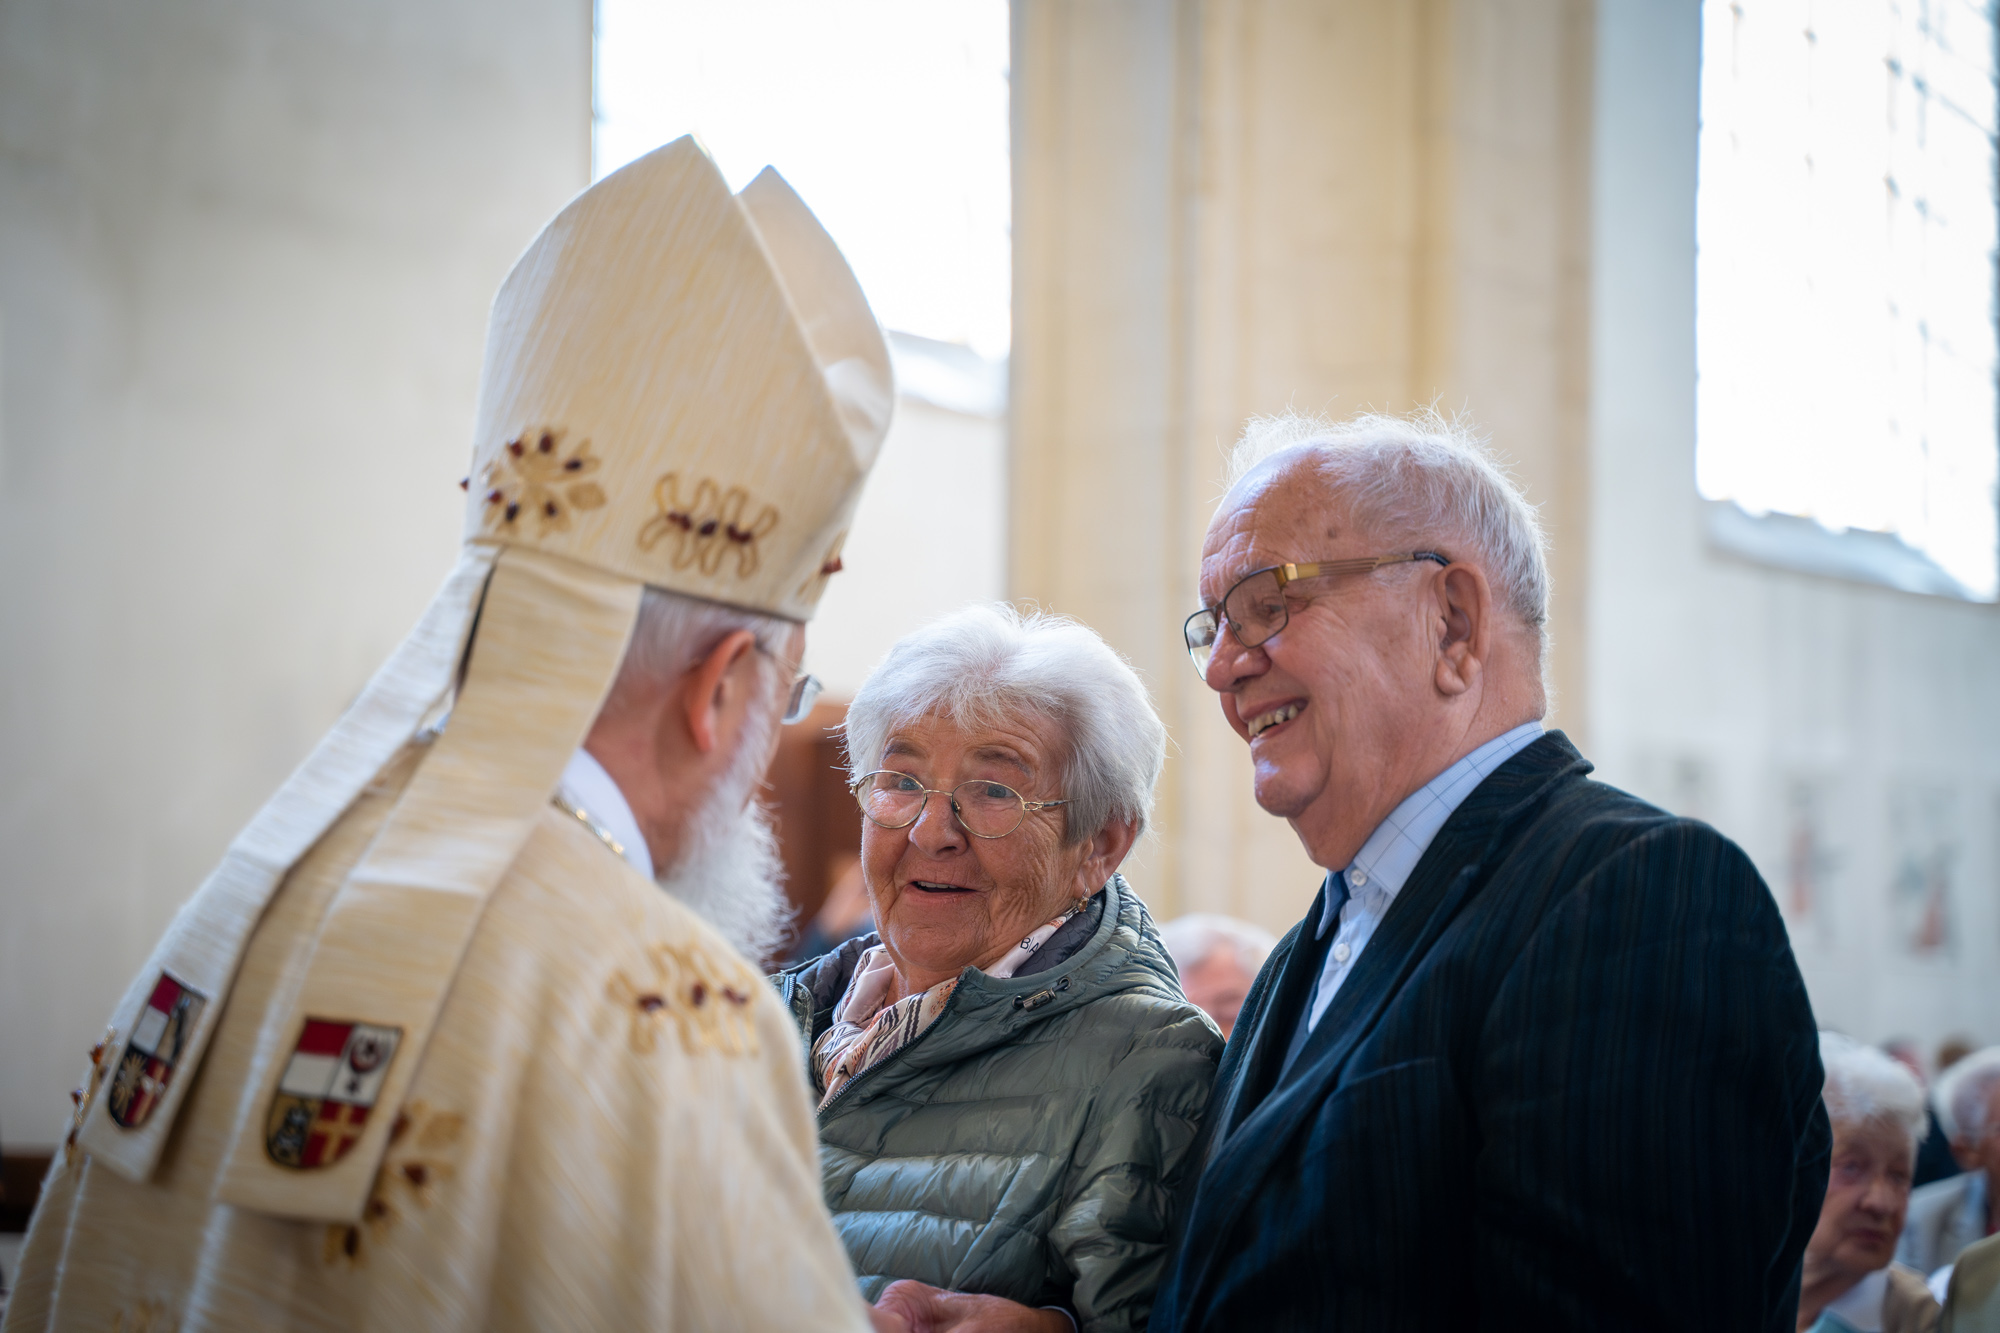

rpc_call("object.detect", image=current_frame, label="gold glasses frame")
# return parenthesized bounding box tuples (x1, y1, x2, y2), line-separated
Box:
(1183, 550, 1450, 674)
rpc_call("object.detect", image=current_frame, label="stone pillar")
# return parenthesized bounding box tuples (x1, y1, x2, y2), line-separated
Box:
(1010, 0, 1594, 931)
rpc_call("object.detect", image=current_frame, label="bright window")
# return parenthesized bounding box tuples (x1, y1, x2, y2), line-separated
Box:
(1696, 0, 1999, 600)
(592, 0, 1012, 358)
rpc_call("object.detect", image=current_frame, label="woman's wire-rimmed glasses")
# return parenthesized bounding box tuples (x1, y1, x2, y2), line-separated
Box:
(850, 770, 1069, 839)
(1183, 551, 1450, 675)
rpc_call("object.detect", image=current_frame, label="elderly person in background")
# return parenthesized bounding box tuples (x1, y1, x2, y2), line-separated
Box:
(1903, 1048, 2000, 1279)
(772, 604, 1224, 1333)
(1149, 410, 1827, 1331)
(1798, 1034, 1941, 1332)
(1158, 914, 1276, 1039)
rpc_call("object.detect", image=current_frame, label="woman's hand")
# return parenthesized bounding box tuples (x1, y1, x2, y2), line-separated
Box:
(872, 1280, 1073, 1332)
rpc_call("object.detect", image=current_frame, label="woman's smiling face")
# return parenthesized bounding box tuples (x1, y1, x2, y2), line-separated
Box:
(861, 708, 1104, 994)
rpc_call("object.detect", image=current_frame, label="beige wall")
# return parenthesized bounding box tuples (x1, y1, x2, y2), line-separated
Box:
(1586, 0, 2000, 1052)
(0, 0, 591, 1145)
(1013, 0, 2000, 1053)
(1010, 0, 1594, 932)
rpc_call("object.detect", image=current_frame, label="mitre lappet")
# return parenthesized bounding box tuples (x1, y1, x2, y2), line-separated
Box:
(72, 136, 894, 1223)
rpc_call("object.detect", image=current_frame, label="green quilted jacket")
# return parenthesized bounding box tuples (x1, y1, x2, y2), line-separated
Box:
(771, 874, 1224, 1333)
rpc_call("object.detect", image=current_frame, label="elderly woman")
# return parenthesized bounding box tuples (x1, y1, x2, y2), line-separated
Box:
(772, 605, 1224, 1333)
(1798, 1033, 1942, 1333)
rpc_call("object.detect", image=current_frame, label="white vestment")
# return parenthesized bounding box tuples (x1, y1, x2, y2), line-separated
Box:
(4, 737, 871, 1332)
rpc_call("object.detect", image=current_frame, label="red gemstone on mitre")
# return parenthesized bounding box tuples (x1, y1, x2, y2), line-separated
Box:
(487, 489, 504, 505)
(636, 994, 665, 1012)
(458, 477, 469, 490)
(690, 982, 707, 1007)
(507, 438, 524, 457)
(544, 500, 557, 517)
(820, 557, 844, 576)
(697, 520, 718, 536)
(538, 431, 554, 453)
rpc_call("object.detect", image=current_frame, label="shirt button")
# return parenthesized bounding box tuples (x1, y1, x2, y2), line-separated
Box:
(1333, 943, 1352, 964)
(1349, 870, 1368, 887)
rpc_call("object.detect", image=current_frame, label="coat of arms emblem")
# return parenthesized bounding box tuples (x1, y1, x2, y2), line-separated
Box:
(107, 972, 207, 1129)
(265, 1018, 403, 1170)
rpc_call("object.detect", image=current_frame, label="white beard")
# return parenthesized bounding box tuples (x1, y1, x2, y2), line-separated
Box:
(655, 707, 793, 965)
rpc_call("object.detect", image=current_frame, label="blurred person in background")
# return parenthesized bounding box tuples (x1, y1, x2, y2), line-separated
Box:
(1151, 410, 1828, 1331)
(1159, 913, 1277, 1039)
(773, 604, 1224, 1333)
(1797, 1034, 1940, 1333)
(1885, 1038, 1965, 1189)
(1902, 1048, 2000, 1280)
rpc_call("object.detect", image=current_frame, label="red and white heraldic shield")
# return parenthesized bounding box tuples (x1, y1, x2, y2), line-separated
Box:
(264, 1018, 403, 1170)
(107, 972, 207, 1130)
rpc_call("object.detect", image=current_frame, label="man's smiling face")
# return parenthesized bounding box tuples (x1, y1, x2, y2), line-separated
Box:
(1198, 450, 1451, 868)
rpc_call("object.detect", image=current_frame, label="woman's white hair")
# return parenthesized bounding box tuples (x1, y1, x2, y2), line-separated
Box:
(842, 603, 1166, 845)
(1228, 409, 1551, 654)
(1937, 1045, 2000, 1142)
(1819, 1032, 1928, 1147)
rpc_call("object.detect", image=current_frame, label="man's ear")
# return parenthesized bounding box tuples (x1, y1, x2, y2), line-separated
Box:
(679, 629, 760, 755)
(1074, 816, 1141, 898)
(1433, 563, 1491, 698)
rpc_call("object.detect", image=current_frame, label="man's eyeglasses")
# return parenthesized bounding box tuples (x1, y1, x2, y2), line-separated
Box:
(1183, 551, 1450, 675)
(850, 771, 1069, 839)
(753, 641, 824, 725)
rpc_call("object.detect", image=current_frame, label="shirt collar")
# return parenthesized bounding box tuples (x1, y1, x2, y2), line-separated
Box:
(556, 748, 654, 880)
(1317, 720, 1546, 937)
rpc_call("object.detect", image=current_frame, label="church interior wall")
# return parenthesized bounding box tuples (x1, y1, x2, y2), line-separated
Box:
(1585, 0, 2000, 1057)
(0, 0, 593, 1146)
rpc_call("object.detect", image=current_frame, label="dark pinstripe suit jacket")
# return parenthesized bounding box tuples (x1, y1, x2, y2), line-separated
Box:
(1150, 732, 1830, 1332)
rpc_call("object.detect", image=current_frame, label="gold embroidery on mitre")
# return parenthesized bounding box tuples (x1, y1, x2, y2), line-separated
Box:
(637, 473, 780, 578)
(608, 936, 760, 1058)
(478, 428, 608, 535)
(798, 531, 848, 597)
(323, 1100, 465, 1269)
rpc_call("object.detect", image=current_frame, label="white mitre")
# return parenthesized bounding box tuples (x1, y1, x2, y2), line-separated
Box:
(73, 137, 892, 1224)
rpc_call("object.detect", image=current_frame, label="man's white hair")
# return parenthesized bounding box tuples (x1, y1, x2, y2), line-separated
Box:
(843, 603, 1166, 846)
(1936, 1045, 2000, 1143)
(1820, 1032, 1928, 1148)
(1228, 409, 1551, 654)
(601, 585, 797, 962)
(606, 585, 792, 710)
(1159, 913, 1277, 978)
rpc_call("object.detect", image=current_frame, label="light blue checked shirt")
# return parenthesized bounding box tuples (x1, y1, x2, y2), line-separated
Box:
(1303, 720, 1546, 1033)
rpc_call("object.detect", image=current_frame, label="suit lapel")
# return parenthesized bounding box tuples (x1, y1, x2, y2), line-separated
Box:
(1214, 875, 1334, 1142)
(1173, 733, 1593, 1318)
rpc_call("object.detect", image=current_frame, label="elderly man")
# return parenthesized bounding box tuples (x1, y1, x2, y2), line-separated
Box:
(6, 138, 900, 1331)
(1149, 411, 1829, 1330)
(1902, 1048, 2000, 1279)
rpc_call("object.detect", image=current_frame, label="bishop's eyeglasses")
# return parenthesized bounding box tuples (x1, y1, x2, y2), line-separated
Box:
(851, 771, 1069, 839)
(1183, 551, 1450, 674)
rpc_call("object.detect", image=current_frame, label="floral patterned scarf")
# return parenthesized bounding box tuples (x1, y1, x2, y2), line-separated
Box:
(812, 899, 1085, 1110)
